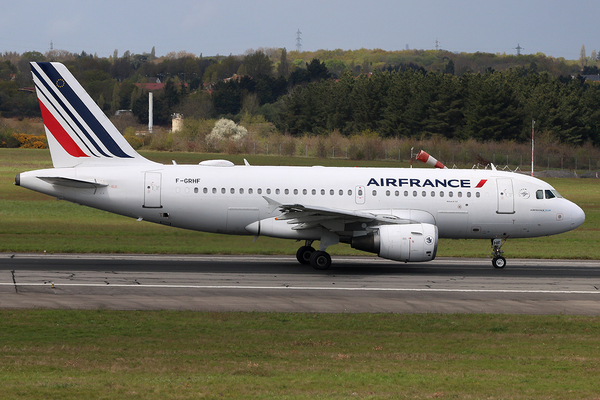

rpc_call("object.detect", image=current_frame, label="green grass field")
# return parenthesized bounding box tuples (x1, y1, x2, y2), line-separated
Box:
(1, 310, 600, 399)
(1, 148, 598, 259)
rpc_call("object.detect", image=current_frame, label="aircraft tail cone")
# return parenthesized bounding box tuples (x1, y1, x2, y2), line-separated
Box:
(416, 150, 447, 169)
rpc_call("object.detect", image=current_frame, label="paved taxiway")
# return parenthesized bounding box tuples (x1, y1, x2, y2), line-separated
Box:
(1, 254, 599, 314)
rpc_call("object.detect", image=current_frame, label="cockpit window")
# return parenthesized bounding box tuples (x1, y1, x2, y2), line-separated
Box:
(546, 189, 562, 199)
(538, 189, 562, 199)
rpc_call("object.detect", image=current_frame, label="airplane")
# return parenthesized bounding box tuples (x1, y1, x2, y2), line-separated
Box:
(15, 62, 586, 270)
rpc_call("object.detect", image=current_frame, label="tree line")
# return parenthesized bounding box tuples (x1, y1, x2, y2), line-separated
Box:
(279, 68, 600, 146)
(1, 48, 600, 146)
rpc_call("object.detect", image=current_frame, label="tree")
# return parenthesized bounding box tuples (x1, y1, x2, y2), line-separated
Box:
(580, 45, 587, 69)
(277, 48, 290, 77)
(243, 51, 273, 78)
(306, 58, 331, 82)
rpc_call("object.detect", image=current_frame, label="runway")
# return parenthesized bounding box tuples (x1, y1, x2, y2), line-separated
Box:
(1, 253, 599, 314)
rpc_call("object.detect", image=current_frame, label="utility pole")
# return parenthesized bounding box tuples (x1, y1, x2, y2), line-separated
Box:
(295, 29, 302, 52)
(515, 43, 524, 56)
(531, 119, 535, 177)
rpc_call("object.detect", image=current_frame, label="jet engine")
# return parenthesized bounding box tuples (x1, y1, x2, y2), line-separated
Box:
(351, 223, 438, 262)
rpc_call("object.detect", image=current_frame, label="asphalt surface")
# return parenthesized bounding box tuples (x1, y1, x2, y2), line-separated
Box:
(1, 253, 599, 314)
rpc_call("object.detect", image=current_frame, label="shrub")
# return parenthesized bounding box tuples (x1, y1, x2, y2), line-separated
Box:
(206, 119, 248, 152)
(10, 133, 47, 149)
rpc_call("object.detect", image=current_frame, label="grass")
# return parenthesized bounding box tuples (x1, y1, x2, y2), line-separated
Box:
(1, 310, 600, 399)
(1, 148, 599, 258)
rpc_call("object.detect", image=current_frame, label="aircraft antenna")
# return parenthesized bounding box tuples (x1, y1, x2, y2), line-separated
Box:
(295, 29, 302, 52)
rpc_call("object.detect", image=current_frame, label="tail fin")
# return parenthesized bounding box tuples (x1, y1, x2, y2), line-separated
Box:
(31, 62, 154, 168)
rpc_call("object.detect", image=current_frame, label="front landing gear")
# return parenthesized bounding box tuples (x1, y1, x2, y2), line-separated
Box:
(491, 238, 507, 269)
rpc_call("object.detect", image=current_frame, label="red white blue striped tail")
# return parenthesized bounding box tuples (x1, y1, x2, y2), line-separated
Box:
(31, 62, 152, 168)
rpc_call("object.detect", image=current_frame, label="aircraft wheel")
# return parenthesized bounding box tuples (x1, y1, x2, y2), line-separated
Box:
(492, 256, 506, 269)
(296, 246, 315, 265)
(310, 251, 332, 270)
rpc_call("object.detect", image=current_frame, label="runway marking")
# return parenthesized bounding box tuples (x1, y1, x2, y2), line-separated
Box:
(1, 282, 599, 294)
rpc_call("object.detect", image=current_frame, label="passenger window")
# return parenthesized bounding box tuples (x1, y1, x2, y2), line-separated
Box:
(230, 188, 235, 194)
(386, 190, 390, 196)
(440, 191, 444, 197)
(249, 188, 253, 194)
(267, 189, 271, 194)
(476, 192, 480, 198)
(449, 191, 453, 198)
(348, 190, 352, 196)
(339, 189, 343, 196)
(312, 189, 316, 195)
(458, 192, 462, 198)
(536, 190, 544, 199)
(194, 187, 198, 194)
(431, 191, 435, 197)
(303, 189, 307, 195)
(404, 191, 408, 197)
(203, 187, 208, 194)
(412, 191, 417, 197)
(293, 189, 298, 195)
(467, 192, 471, 198)
(221, 188, 226, 194)
(321, 189, 325, 195)
(395, 190, 399, 197)
(212, 188, 217, 194)
(330, 189, 334, 195)
(240, 188, 244, 194)
(284, 189, 289, 195)
(358, 189, 363, 196)
(372, 190, 377, 196)
(275, 189, 280, 194)
(422, 191, 426, 197)
(257, 188, 262, 194)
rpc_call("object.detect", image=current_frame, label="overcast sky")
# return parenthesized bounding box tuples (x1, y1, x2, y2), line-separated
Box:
(2, 0, 599, 60)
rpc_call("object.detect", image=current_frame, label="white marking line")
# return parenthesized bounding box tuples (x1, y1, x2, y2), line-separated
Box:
(1, 282, 599, 294)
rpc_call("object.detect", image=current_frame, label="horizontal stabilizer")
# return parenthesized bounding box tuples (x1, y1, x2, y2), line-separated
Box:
(37, 176, 108, 189)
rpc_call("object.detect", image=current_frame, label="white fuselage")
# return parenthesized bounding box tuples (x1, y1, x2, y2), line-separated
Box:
(17, 163, 585, 241)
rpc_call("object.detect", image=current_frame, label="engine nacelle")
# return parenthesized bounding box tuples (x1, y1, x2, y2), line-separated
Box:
(351, 223, 438, 262)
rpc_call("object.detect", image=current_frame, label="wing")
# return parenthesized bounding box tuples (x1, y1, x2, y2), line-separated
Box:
(263, 196, 435, 233)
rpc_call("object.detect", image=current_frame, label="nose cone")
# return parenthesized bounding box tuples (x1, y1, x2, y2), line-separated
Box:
(570, 202, 585, 230)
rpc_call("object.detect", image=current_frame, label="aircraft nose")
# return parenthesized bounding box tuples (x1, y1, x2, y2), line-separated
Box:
(570, 202, 585, 229)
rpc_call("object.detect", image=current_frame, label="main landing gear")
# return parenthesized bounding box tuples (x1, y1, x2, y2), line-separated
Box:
(491, 238, 507, 269)
(296, 240, 332, 270)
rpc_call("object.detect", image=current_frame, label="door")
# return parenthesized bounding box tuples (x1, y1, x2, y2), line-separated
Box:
(496, 178, 514, 214)
(143, 172, 162, 208)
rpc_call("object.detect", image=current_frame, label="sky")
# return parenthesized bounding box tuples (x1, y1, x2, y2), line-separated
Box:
(2, 0, 599, 61)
